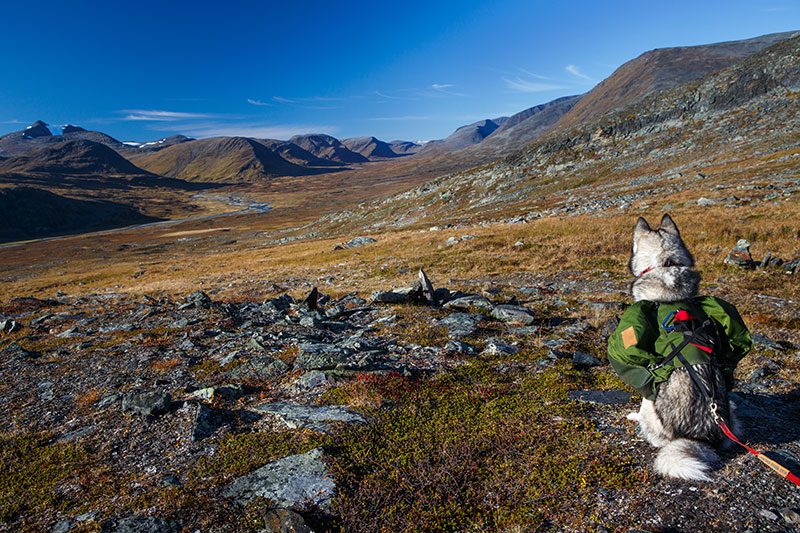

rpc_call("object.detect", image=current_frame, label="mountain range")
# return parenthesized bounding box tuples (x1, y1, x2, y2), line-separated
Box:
(0, 30, 797, 242)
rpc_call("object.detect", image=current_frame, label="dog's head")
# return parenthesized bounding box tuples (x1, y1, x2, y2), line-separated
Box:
(628, 213, 694, 278)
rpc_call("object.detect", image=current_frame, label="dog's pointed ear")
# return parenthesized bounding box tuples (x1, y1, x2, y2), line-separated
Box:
(659, 213, 680, 235)
(634, 217, 651, 237)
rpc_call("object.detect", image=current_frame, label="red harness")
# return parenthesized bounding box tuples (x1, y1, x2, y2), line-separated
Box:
(638, 260, 682, 277)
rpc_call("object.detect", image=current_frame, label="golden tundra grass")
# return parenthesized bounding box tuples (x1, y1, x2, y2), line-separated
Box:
(1, 199, 796, 312)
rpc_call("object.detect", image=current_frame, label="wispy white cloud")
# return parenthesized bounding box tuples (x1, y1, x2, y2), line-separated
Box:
(565, 64, 594, 81)
(272, 96, 297, 104)
(432, 83, 454, 90)
(375, 90, 418, 101)
(502, 77, 567, 92)
(157, 121, 340, 139)
(247, 98, 272, 106)
(120, 109, 218, 121)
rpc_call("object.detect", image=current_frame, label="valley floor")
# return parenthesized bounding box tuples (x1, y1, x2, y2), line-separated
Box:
(0, 205, 798, 532)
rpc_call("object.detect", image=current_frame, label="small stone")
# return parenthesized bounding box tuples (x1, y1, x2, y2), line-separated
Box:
(191, 403, 222, 441)
(0, 319, 21, 334)
(184, 290, 213, 309)
(572, 352, 603, 367)
(51, 519, 75, 533)
(121, 392, 172, 417)
(483, 341, 519, 356)
(294, 370, 330, 390)
(263, 509, 313, 533)
(1, 342, 38, 360)
(491, 304, 535, 325)
(567, 390, 631, 405)
(759, 509, 779, 521)
(445, 237, 461, 246)
(513, 241, 524, 247)
(161, 474, 181, 487)
(779, 508, 800, 525)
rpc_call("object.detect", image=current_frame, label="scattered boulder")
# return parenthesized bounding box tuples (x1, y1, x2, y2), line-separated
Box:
(121, 392, 172, 417)
(183, 290, 213, 310)
(253, 401, 365, 432)
(444, 340, 479, 355)
(370, 291, 407, 304)
(263, 509, 313, 533)
(222, 448, 336, 509)
(300, 287, 318, 311)
(340, 237, 376, 249)
(491, 304, 535, 325)
(418, 269, 438, 306)
(724, 239, 756, 269)
(444, 294, 494, 312)
(190, 403, 223, 441)
(293, 370, 330, 390)
(188, 384, 245, 402)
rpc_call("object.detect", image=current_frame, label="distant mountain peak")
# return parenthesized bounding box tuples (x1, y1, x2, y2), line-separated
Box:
(23, 121, 53, 139)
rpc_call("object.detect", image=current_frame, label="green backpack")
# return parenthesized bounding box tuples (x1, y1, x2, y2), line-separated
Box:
(607, 296, 751, 400)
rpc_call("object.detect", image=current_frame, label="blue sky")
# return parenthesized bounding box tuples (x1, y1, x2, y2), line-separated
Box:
(1, 1, 797, 143)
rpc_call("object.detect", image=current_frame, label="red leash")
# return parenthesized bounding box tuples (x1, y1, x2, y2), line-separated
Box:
(715, 412, 800, 487)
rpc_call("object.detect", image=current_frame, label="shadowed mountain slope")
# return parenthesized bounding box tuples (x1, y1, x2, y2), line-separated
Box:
(258, 139, 345, 167)
(0, 186, 159, 243)
(552, 31, 798, 132)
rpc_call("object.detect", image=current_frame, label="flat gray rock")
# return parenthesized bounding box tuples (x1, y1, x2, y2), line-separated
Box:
(443, 294, 494, 312)
(370, 291, 406, 304)
(436, 312, 484, 338)
(222, 448, 335, 509)
(567, 390, 631, 405)
(444, 340, 479, 355)
(491, 304, 535, 325)
(253, 401, 365, 432)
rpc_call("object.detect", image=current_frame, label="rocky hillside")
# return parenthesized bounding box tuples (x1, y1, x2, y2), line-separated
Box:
(312, 33, 800, 233)
(551, 30, 797, 132)
(416, 118, 504, 156)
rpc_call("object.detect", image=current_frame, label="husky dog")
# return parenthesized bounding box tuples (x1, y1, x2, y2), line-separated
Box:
(625, 214, 740, 481)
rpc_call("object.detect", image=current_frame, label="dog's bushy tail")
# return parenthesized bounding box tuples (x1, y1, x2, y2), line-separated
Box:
(655, 438, 719, 481)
